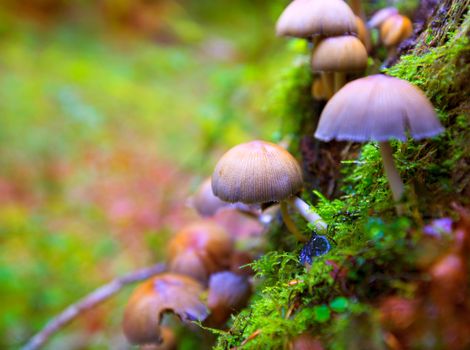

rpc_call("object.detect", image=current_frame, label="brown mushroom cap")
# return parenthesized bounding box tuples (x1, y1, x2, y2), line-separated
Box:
(122, 273, 208, 345)
(311, 35, 368, 72)
(276, 0, 357, 38)
(211, 140, 303, 204)
(314, 74, 444, 142)
(167, 221, 233, 283)
(368, 7, 399, 28)
(206, 271, 252, 326)
(192, 178, 230, 217)
(380, 14, 413, 47)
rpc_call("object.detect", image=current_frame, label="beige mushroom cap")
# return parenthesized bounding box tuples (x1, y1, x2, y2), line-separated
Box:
(276, 0, 357, 38)
(122, 273, 208, 345)
(311, 35, 368, 72)
(212, 140, 303, 204)
(314, 74, 444, 142)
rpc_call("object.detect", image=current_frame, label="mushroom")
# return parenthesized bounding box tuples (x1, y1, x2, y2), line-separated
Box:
(312, 78, 326, 101)
(314, 74, 444, 213)
(211, 140, 327, 240)
(276, 0, 357, 39)
(380, 14, 413, 60)
(191, 178, 259, 218)
(311, 35, 368, 95)
(206, 271, 252, 326)
(368, 7, 399, 29)
(355, 16, 371, 52)
(167, 221, 233, 284)
(122, 273, 208, 346)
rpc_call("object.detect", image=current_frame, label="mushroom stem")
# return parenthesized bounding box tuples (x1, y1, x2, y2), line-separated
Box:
(288, 196, 327, 233)
(349, 0, 365, 19)
(333, 72, 347, 93)
(379, 141, 404, 214)
(280, 201, 307, 242)
(321, 72, 334, 99)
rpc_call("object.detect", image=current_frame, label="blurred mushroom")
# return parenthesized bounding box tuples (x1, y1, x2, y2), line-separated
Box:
(212, 140, 327, 240)
(380, 14, 413, 60)
(311, 35, 368, 95)
(122, 273, 208, 346)
(167, 221, 233, 284)
(312, 78, 326, 100)
(368, 7, 399, 28)
(314, 74, 444, 213)
(276, 0, 357, 38)
(206, 271, 252, 326)
(355, 16, 371, 52)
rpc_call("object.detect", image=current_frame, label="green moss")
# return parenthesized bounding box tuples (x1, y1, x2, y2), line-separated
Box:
(211, 5, 470, 350)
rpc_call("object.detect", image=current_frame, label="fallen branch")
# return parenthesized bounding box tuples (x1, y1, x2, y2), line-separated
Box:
(22, 263, 166, 350)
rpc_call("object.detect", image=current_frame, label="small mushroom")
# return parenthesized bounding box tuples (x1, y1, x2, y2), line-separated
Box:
(276, 0, 357, 38)
(355, 16, 371, 52)
(206, 271, 252, 326)
(167, 221, 233, 284)
(314, 74, 444, 213)
(380, 14, 413, 60)
(122, 273, 208, 346)
(311, 35, 368, 95)
(212, 140, 327, 240)
(191, 178, 230, 217)
(368, 7, 399, 29)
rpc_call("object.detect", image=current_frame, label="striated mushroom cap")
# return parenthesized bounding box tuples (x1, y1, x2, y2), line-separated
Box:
(167, 220, 233, 283)
(192, 178, 230, 217)
(276, 0, 357, 38)
(314, 74, 444, 142)
(380, 14, 413, 47)
(206, 271, 252, 326)
(212, 140, 303, 204)
(368, 7, 399, 28)
(122, 273, 208, 345)
(311, 35, 368, 72)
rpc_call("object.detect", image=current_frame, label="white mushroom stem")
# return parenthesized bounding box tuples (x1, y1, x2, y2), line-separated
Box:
(333, 72, 347, 94)
(379, 141, 404, 214)
(288, 196, 328, 232)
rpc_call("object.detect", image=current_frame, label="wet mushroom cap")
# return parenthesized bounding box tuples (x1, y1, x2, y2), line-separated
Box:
(311, 35, 368, 72)
(212, 140, 303, 204)
(314, 74, 444, 142)
(276, 0, 357, 38)
(122, 273, 208, 345)
(167, 221, 233, 283)
(380, 14, 413, 47)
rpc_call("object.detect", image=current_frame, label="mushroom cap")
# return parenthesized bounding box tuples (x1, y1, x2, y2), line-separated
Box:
(355, 16, 371, 52)
(314, 74, 444, 142)
(122, 273, 208, 345)
(368, 7, 399, 28)
(167, 220, 233, 283)
(311, 35, 368, 72)
(276, 0, 357, 38)
(206, 271, 252, 326)
(211, 140, 303, 204)
(192, 178, 230, 217)
(380, 14, 413, 47)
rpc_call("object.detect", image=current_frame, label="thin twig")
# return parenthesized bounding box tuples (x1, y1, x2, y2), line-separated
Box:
(22, 263, 166, 350)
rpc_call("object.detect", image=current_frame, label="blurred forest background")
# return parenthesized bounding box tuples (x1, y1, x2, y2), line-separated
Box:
(0, 0, 290, 348)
